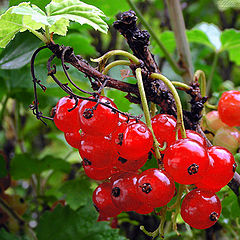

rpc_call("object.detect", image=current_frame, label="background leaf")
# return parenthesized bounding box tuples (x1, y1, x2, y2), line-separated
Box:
(195, 22, 222, 50)
(0, 32, 41, 69)
(36, 204, 127, 240)
(59, 178, 92, 210)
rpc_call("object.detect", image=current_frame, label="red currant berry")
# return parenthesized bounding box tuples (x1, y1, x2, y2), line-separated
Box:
(182, 130, 207, 148)
(54, 96, 81, 132)
(82, 158, 117, 180)
(136, 168, 175, 208)
(134, 204, 154, 215)
(113, 121, 153, 160)
(79, 134, 114, 168)
(151, 114, 178, 153)
(64, 131, 82, 149)
(111, 172, 141, 212)
(93, 182, 121, 218)
(195, 146, 236, 192)
(218, 90, 240, 127)
(163, 138, 209, 185)
(181, 189, 221, 229)
(78, 96, 119, 136)
(113, 153, 148, 172)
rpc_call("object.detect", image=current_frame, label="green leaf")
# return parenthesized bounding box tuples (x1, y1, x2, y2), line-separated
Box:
(186, 29, 215, 50)
(56, 32, 96, 55)
(49, 18, 69, 36)
(195, 22, 222, 50)
(152, 31, 176, 57)
(0, 31, 41, 69)
(59, 178, 92, 210)
(0, 155, 7, 178)
(0, 229, 28, 240)
(40, 155, 71, 173)
(37, 204, 127, 240)
(220, 29, 240, 65)
(0, 3, 45, 48)
(10, 153, 41, 179)
(12, 4, 49, 25)
(45, 0, 108, 34)
(10, 153, 70, 180)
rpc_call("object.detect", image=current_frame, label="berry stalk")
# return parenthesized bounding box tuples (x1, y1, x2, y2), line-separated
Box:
(91, 50, 141, 71)
(135, 68, 162, 164)
(102, 60, 131, 75)
(150, 73, 186, 139)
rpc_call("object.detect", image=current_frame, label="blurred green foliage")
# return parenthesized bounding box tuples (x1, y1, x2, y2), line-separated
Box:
(0, 0, 240, 239)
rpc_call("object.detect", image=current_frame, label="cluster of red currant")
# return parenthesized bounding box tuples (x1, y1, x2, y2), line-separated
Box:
(203, 90, 240, 154)
(53, 93, 237, 230)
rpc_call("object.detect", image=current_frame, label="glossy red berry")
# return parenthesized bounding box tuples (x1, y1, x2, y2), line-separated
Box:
(218, 90, 240, 127)
(163, 138, 209, 185)
(136, 168, 175, 208)
(64, 131, 82, 149)
(79, 134, 114, 168)
(82, 158, 117, 180)
(182, 130, 207, 148)
(93, 182, 121, 218)
(54, 96, 81, 132)
(111, 172, 141, 212)
(113, 121, 153, 160)
(195, 146, 236, 192)
(113, 153, 148, 172)
(151, 114, 178, 153)
(78, 96, 119, 136)
(181, 189, 221, 229)
(134, 204, 154, 215)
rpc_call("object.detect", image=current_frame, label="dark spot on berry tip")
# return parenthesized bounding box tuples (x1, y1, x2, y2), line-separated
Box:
(93, 203, 99, 212)
(209, 211, 219, 221)
(187, 163, 199, 175)
(116, 133, 124, 146)
(112, 187, 121, 197)
(118, 156, 127, 164)
(20, 198, 25, 204)
(83, 158, 92, 166)
(233, 163, 237, 172)
(83, 108, 94, 119)
(140, 183, 152, 194)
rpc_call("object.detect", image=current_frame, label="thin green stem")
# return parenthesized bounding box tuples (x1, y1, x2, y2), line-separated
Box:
(194, 70, 207, 97)
(170, 184, 185, 235)
(172, 81, 191, 90)
(91, 50, 140, 71)
(0, 95, 9, 125)
(45, 26, 51, 43)
(207, 52, 219, 95)
(135, 68, 162, 164)
(102, 60, 131, 75)
(150, 102, 157, 118)
(140, 206, 167, 239)
(150, 73, 186, 138)
(28, 28, 49, 44)
(205, 103, 218, 110)
(126, 0, 185, 76)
